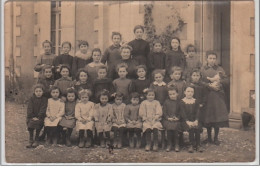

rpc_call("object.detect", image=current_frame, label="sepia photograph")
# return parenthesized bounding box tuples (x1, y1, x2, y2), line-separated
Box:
(2, 0, 258, 164)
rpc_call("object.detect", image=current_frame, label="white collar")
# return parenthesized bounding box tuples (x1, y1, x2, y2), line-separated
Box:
(182, 97, 196, 104)
(153, 81, 166, 86)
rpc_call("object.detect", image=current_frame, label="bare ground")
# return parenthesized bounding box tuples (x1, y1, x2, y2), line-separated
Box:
(4, 101, 256, 164)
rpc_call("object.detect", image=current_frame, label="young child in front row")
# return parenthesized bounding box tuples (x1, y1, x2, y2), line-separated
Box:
(124, 92, 142, 148)
(93, 65, 115, 103)
(113, 63, 132, 104)
(162, 86, 181, 152)
(54, 65, 74, 102)
(139, 89, 163, 152)
(26, 84, 48, 148)
(59, 88, 77, 147)
(75, 89, 95, 148)
(94, 89, 113, 148)
(111, 92, 126, 149)
(132, 65, 151, 102)
(44, 86, 65, 146)
(180, 85, 202, 153)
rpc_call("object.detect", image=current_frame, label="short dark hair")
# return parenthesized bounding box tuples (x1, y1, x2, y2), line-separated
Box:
(167, 84, 178, 93)
(78, 40, 89, 47)
(49, 86, 61, 97)
(116, 63, 128, 72)
(170, 66, 183, 74)
(153, 40, 163, 46)
(42, 40, 52, 47)
(92, 48, 102, 56)
(133, 25, 144, 33)
(206, 50, 218, 58)
(60, 65, 71, 74)
(130, 92, 140, 99)
(186, 44, 197, 53)
(75, 68, 88, 81)
(112, 32, 122, 39)
(98, 89, 110, 101)
(115, 92, 124, 99)
(66, 87, 77, 98)
(97, 65, 108, 72)
(33, 84, 44, 92)
(62, 41, 72, 49)
(136, 65, 147, 73)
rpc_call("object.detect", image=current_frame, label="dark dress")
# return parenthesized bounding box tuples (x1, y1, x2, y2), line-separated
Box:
(101, 45, 121, 77)
(200, 64, 229, 128)
(93, 78, 115, 103)
(59, 101, 76, 128)
(27, 95, 48, 129)
(37, 77, 55, 98)
(74, 81, 93, 99)
(179, 98, 201, 131)
(72, 56, 93, 78)
(162, 99, 181, 131)
(54, 77, 74, 97)
(128, 39, 150, 66)
(132, 78, 151, 101)
(150, 82, 168, 105)
(165, 49, 186, 81)
(148, 51, 166, 72)
(109, 58, 138, 80)
(53, 54, 74, 79)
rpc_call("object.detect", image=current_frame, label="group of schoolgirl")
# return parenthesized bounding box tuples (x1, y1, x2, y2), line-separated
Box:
(26, 25, 229, 153)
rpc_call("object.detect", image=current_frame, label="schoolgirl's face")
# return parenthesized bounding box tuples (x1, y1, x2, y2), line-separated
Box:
(170, 70, 182, 81)
(187, 47, 196, 57)
(191, 72, 201, 83)
(51, 89, 60, 99)
(67, 93, 76, 102)
(184, 87, 194, 99)
(34, 88, 43, 98)
(207, 54, 217, 67)
(146, 92, 155, 102)
(112, 35, 121, 46)
(131, 98, 139, 105)
(80, 94, 89, 103)
(154, 73, 164, 83)
(79, 44, 88, 54)
(44, 68, 52, 78)
(60, 68, 69, 77)
(62, 43, 71, 54)
(43, 43, 51, 54)
(118, 67, 128, 78)
(134, 28, 144, 39)
(171, 39, 180, 51)
(115, 97, 123, 105)
(100, 95, 109, 105)
(153, 43, 162, 52)
(121, 48, 131, 60)
(92, 51, 101, 63)
(168, 90, 178, 101)
(137, 68, 146, 78)
(97, 68, 107, 79)
(79, 71, 88, 82)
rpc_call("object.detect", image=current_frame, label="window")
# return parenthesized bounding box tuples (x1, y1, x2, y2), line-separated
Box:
(250, 17, 254, 36)
(51, 1, 61, 55)
(250, 54, 255, 72)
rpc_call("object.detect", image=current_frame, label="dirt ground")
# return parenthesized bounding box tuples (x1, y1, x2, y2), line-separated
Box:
(4, 101, 256, 164)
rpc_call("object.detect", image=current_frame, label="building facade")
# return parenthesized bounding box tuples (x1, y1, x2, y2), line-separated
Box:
(4, 1, 255, 128)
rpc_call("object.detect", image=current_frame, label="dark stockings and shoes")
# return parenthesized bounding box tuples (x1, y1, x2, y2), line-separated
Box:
(188, 129, 201, 153)
(166, 130, 180, 152)
(64, 128, 73, 147)
(99, 131, 111, 148)
(85, 130, 93, 148)
(39, 127, 46, 141)
(205, 127, 220, 145)
(145, 128, 159, 151)
(128, 128, 142, 148)
(113, 127, 124, 149)
(27, 128, 41, 148)
(45, 127, 58, 145)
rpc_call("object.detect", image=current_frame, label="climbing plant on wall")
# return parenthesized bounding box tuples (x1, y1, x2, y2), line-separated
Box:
(144, 3, 185, 51)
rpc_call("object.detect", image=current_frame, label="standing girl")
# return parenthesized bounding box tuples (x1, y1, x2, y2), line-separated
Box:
(128, 25, 150, 67)
(111, 93, 126, 149)
(73, 40, 92, 76)
(54, 65, 74, 101)
(85, 48, 105, 83)
(200, 51, 229, 145)
(162, 86, 181, 152)
(165, 37, 186, 82)
(139, 89, 163, 151)
(59, 88, 77, 147)
(148, 40, 166, 73)
(184, 44, 201, 80)
(94, 89, 113, 148)
(180, 86, 202, 153)
(34, 40, 55, 79)
(37, 65, 55, 98)
(26, 84, 48, 148)
(102, 32, 122, 77)
(53, 41, 74, 79)
(75, 89, 95, 148)
(44, 86, 65, 146)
